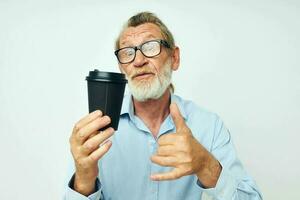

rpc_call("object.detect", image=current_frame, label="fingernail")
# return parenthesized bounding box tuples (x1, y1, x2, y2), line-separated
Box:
(103, 116, 111, 123)
(109, 127, 115, 133)
(105, 140, 112, 146)
(150, 175, 157, 181)
(95, 110, 102, 115)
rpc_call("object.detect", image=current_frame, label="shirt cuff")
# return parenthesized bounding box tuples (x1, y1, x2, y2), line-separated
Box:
(196, 167, 238, 199)
(65, 174, 102, 200)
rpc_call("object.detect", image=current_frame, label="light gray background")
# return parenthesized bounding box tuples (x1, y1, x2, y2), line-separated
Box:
(0, 0, 299, 199)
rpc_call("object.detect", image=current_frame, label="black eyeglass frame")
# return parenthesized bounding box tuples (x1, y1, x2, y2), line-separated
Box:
(114, 39, 171, 64)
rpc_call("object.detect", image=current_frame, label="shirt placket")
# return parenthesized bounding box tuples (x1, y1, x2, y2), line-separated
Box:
(148, 134, 159, 200)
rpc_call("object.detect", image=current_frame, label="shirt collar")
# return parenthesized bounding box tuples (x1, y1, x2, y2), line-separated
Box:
(120, 93, 187, 120)
(120, 94, 134, 119)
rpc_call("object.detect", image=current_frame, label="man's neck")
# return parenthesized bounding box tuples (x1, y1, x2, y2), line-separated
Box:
(133, 90, 171, 138)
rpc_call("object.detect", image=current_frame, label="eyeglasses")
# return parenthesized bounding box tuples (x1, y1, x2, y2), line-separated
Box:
(114, 39, 171, 64)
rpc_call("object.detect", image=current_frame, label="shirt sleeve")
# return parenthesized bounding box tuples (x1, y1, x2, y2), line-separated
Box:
(63, 174, 103, 200)
(196, 115, 263, 200)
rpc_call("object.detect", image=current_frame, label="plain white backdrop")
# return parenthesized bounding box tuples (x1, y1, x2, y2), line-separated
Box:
(0, 0, 299, 199)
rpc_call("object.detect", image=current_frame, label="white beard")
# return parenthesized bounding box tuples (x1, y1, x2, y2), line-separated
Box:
(126, 59, 173, 102)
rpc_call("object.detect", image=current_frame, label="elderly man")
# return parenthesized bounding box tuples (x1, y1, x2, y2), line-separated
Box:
(65, 12, 262, 200)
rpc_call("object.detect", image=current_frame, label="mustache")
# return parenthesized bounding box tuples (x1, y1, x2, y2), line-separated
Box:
(130, 69, 156, 79)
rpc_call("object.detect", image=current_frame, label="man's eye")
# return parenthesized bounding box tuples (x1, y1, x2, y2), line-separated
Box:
(143, 43, 155, 51)
(125, 49, 134, 56)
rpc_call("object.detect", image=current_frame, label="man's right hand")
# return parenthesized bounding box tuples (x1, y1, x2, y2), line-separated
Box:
(69, 110, 114, 196)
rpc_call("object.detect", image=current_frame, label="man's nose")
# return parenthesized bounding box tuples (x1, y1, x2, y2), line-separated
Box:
(133, 50, 148, 68)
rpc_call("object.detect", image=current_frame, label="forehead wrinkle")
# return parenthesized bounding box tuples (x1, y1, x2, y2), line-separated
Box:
(119, 24, 163, 47)
(120, 34, 158, 47)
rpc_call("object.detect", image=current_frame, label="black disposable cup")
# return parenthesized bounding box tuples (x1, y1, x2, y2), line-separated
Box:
(86, 69, 127, 131)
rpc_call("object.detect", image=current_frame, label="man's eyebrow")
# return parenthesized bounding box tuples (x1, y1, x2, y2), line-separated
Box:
(120, 41, 130, 46)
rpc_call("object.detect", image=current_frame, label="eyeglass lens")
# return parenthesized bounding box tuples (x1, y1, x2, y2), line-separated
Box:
(117, 40, 161, 64)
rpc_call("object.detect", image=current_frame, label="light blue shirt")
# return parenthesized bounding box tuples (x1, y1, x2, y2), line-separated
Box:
(64, 94, 262, 200)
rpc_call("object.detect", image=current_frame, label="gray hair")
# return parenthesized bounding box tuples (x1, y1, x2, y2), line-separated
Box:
(115, 11, 175, 51)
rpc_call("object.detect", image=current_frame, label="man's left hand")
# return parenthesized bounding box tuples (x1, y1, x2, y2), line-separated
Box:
(150, 103, 222, 188)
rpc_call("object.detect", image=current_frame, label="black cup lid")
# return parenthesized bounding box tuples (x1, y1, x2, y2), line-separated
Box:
(86, 69, 127, 83)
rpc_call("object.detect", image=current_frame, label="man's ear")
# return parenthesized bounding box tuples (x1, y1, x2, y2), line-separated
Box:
(171, 46, 180, 71)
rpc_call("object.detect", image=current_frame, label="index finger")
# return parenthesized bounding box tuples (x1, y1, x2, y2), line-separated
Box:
(150, 168, 183, 181)
(73, 110, 102, 134)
